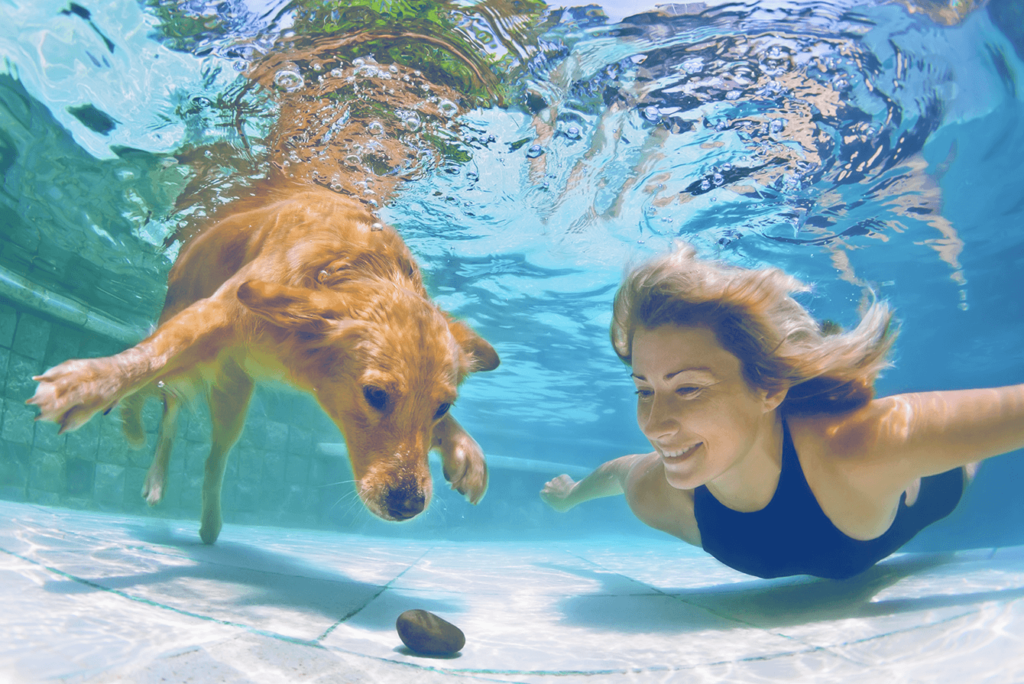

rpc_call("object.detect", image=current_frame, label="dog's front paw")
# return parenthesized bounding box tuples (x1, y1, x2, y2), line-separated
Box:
(439, 430, 488, 505)
(27, 358, 122, 433)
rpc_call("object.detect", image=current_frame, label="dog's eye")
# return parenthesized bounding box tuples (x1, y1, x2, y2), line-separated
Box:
(433, 402, 451, 420)
(363, 386, 389, 411)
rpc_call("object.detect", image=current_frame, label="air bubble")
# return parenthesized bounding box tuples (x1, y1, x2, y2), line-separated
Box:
(526, 144, 544, 158)
(769, 118, 785, 134)
(700, 179, 711, 191)
(371, 222, 383, 231)
(397, 110, 422, 131)
(438, 99, 458, 117)
(367, 121, 384, 136)
(274, 67, 304, 92)
(725, 90, 741, 101)
(565, 125, 581, 140)
(642, 106, 661, 123)
(713, 173, 724, 186)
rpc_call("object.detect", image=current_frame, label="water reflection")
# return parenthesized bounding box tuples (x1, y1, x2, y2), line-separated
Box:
(2, 0, 1019, 464)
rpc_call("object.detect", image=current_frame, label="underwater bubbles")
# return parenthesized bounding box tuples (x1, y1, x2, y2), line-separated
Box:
(642, 106, 662, 124)
(274, 66, 304, 92)
(367, 121, 385, 136)
(526, 144, 545, 158)
(437, 99, 459, 117)
(397, 110, 422, 132)
(831, 74, 851, 91)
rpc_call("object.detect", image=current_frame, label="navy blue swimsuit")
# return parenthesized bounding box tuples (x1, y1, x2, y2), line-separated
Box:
(693, 421, 965, 580)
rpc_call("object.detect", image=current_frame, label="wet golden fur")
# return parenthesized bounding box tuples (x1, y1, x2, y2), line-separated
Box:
(28, 185, 498, 543)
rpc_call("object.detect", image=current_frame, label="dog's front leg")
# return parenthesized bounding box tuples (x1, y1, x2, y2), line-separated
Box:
(432, 413, 488, 504)
(28, 298, 234, 433)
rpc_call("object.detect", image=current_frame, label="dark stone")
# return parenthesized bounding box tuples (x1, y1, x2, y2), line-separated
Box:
(396, 609, 465, 656)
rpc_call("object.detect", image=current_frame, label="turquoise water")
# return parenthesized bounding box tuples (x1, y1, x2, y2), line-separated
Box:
(1, 0, 1023, 553)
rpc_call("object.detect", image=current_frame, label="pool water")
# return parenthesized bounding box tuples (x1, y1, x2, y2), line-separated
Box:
(1, 0, 1023, 680)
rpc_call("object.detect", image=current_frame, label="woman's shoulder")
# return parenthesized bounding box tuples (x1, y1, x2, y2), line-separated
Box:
(786, 399, 896, 464)
(622, 454, 702, 546)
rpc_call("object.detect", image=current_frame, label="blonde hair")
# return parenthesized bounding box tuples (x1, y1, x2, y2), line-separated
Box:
(610, 242, 897, 415)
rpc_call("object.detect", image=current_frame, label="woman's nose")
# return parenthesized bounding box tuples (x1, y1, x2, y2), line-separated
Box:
(642, 394, 677, 439)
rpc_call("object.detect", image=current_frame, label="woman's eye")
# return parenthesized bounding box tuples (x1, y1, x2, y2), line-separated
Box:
(634, 388, 653, 399)
(434, 402, 451, 420)
(676, 386, 702, 397)
(363, 385, 389, 411)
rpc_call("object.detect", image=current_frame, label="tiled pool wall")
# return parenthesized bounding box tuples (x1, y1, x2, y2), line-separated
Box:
(0, 298, 587, 540)
(0, 299, 358, 528)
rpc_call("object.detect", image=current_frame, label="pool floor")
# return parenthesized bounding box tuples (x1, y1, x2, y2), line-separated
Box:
(1, 499, 1022, 683)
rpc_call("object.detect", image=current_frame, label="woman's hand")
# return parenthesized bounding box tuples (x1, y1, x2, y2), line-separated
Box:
(540, 474, 578, 512)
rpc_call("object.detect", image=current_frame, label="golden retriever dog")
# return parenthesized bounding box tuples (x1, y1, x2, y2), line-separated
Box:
(27, 184, 499, 543)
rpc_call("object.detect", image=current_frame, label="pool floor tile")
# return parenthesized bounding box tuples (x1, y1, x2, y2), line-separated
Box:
(1, 500, 1023, 682)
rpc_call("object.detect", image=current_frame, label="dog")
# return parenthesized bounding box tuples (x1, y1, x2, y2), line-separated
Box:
(27, 185, 499, 543)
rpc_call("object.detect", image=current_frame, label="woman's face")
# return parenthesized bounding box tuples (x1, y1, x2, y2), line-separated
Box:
(631, 324, 782, 490)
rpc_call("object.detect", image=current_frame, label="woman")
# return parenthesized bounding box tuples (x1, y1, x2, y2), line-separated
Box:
(540, 242, 1024, 579)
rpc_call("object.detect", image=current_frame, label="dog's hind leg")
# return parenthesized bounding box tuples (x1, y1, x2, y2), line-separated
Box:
(141, 393, 180, 506)
(199, 358, 253, 545)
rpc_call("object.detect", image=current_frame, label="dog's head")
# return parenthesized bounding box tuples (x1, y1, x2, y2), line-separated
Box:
(236, 278, 498, 521)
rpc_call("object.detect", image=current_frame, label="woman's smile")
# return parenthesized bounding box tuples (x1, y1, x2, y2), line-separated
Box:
(658, 442, 703, 461)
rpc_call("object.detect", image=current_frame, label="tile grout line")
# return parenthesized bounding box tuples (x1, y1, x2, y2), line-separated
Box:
(315, 544, 437, 641)
(0, 543, 324, 649)
(0, 541, 528, 684)
(562, 550, 876, 667)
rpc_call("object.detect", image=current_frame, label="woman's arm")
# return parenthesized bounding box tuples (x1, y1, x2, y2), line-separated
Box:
(540, 453, 649, 512)
(821, 383, 1024, 487)
(541, 452, 703, 546)
(882, 384, 1024, 474)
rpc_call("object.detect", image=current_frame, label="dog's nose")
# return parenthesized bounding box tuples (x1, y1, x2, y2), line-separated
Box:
(384, 482, 426, 521)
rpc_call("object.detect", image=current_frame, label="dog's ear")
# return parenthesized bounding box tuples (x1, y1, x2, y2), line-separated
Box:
(448, 319, 499, 373)
(237, 280, 348, 333)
